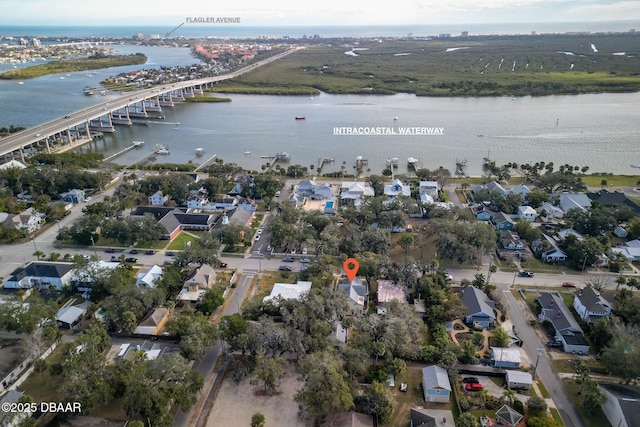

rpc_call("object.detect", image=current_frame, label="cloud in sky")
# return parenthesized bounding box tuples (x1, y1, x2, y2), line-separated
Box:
(1, 0, 639, 26)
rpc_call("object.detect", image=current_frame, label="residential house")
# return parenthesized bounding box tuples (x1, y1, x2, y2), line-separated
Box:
(614, 225, 628, 238)
(611, 239, 640, 262)
(236, 197, 257, 212)
(410, 408, 456, 427)
(517, 205, 537, 222)
(573, 286, 612, 323)
(511, 184, 531, 197)
(419, 181, 439, 198)
(538, 292, 589, 354)
(212, 196, 238, 210)
(178, 264, 217, 303)
(504, 370, 532, 390)
(539, 201, 564, 219)
(135, 265, 163, 289)
(341, 181, 374, 208)
(559, 193, 591, 214)
(0, 160, 27, 171)
(2, 208, 43, 233)
(133, 308, 170, 335)
(3, 261, 75, 290)
(148, 190, 169, 206)
(56, 300, 91, 329)
(490, 347, 521, 369)
(384, 179, 411, 199)
(495, 405, 524, 427)
(475, 208, 494, 221)
(558, 228, 584, 241)
(329, 320, 348, 345)
(376, 280, 407, 312)
(295, 179, 335, 200)
(131, 206, 218, 240)
(421, 365, 451, 403)
(491, 212, 515, 231)
(587, 189, 640, 214)
(499, 230, 526, 252)
(60, 188, 85, 204)
(230, 173, 254, 195)
(598, 383, 640, 427)
(460, 286, 495, 328)
(220, 207, 254, 229)
(532, 234, 567, 264)
(263, 281, 312, 304)
(338, 278, 368, 316)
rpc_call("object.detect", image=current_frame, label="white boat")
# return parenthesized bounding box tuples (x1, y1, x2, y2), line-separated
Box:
(17, 81, 24, 85)
(244, 150, 252, 155)
(156, 148, 170, 155)
(631, 163, 640, 169)
(195, 148, 204, 156)
(59, 76, 65, 80)
(394, 116, 399, 120)
(132, 140, 144, 147)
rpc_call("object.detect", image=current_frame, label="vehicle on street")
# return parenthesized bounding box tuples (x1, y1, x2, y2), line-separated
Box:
(85, 197, 92, 202)
(518, 271, 534, 277)
(283, 257, 295, 262)
(300, 258, 311, 263)
(129, 250, 139, 254)
(562, 282, 577, 287)
(105, 248, 115, 253)
(111, 256, 119, 262)
(125, 257, 137, 263)
(465, 383, 483, 391)
(257, 229, 262, 235)
(145, 250, 155, 255)
(254, 235, 260, 241)
(166, 251, 175, 257)
(219, 262, 228, 268)
(275, 191, 281, 197)
(444, 273, 453, 281)
(462, 377, 479, 384)
(279, 266, 292, 271)
(547, 340, 562, 348)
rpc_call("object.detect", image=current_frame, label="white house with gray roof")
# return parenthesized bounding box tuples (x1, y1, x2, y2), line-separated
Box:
(421, 365, 451, 403)
(559, 193, 592, 213)
(338, 277, 368, 316)
(460, 286, 496, 328)
(3, 261, 75, 290)
(573, 286, 612, 323)
(384, 179, 411, 199)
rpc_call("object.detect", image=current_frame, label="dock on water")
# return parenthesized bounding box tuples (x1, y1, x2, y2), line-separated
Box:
(103, 142, 143, 162)
(194, 153, 218, 172)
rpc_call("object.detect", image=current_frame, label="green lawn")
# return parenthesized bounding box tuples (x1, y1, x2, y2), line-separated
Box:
(536, 379, 551, 399)
(20, 346, 67, 402)
(166, 232, 198, 250)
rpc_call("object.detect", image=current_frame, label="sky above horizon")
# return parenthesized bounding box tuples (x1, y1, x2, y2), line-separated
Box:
(1, 0, 639, 27)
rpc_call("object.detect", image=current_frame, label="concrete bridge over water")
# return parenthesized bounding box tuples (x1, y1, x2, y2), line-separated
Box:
(0, 47, 300, 162)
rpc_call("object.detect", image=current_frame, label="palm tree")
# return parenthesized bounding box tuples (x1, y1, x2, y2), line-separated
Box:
(616, 275, 627, 290)
(33, 250, 45, 260)
(503, 387, 516, 406)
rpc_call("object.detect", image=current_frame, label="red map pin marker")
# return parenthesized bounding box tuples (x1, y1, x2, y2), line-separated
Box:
(343, 258, 359, 282)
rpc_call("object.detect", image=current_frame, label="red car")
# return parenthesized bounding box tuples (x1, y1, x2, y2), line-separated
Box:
(465, 383, 484, 392)
(562, 282, 577, 288)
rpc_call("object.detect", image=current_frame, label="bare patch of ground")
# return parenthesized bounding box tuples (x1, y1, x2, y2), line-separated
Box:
(205, 361, 313, 427)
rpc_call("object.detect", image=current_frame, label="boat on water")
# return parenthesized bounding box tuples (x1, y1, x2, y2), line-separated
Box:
(83, 86, 94, 96)
(243, 150, 252, 155)
(132, 140, 144, 147)
(154, 144, 170, 155)
(17, 81, 24, 85)
(631, 164, 640, 169)
(477, 134, 485, 137)
(59, 76, 65, 80)
(394, 116, 399, 121)
(407, 157, 419, 169)
(195, 148, 204, 156)
(386, 157, 399, 168)
(295, 116, 305, 120)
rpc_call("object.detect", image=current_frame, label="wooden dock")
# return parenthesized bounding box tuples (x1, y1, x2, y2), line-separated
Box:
(194, 153, 218, 172)
(103, 142, 141, 162)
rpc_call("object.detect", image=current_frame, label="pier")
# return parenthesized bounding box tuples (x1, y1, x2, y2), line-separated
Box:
(103, 141, 144, 162)
(194, 153, 218, 172)
(318, 156, 335, 169)
(356, 156, 368, 169)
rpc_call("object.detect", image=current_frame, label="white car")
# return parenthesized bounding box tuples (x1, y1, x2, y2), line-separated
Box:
(85, 197, 92, 202)
(444, 273, 453, 281)
(257, 229, 263, 235)
(254, 235, 260, 241)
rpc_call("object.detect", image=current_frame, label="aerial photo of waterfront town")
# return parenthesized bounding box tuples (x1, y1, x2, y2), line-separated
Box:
(1, 1, 640, 427)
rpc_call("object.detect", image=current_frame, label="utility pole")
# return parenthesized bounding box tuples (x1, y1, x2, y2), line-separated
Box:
(532, 348, 544, 379)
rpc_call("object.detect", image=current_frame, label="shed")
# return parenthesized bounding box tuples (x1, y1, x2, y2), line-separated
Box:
(504, 370, 532, 390)
(491, 347, 521, 369)
(421, 365, 451, 403)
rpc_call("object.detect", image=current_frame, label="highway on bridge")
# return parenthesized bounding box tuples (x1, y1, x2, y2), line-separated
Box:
(0, 47, 301, 158)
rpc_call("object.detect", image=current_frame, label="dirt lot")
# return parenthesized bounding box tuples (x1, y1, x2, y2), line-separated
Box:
(205, 361, 313, 427)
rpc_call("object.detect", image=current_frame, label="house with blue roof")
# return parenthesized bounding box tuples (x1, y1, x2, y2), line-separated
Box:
(421, 365, 451, 403)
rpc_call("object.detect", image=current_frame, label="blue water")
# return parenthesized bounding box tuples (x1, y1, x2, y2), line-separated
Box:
(1, 22, 639, 39)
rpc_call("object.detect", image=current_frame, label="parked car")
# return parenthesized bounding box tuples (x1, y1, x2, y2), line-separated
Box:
(111, 256, 119, 262)
(125, 257, 138, 263)
(283, 257, 295, 262)
(465, 383, 484, 391)
(254, 235, 260, 241)
(129, 250, 139, 254)
(518, 271, 534, 277)
(257, 229, 263, 235)
(166, 251, 175, 257)
(547, 340, 562, 348)
(300, 258, 311, 263)
(145, 250, 155, 255)
(219, 262, 228, 268)
(462, 377, 479, 384)
(562, 282, 577, 288)
(444, 273, 453, 281)
(279, 266, 292, 271)
(105, 248, 115, 253)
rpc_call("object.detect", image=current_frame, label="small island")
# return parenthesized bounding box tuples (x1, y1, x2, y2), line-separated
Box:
(0, 53, 147, 80)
